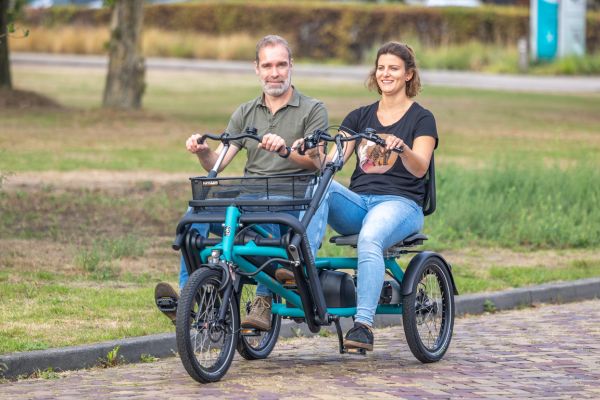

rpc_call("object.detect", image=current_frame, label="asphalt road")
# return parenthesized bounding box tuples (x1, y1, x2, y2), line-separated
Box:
(11, 52, 600, 93)
(2, 299, 599, 399)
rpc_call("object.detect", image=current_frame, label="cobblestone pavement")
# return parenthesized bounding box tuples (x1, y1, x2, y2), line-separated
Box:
(2, 299, 599, 399)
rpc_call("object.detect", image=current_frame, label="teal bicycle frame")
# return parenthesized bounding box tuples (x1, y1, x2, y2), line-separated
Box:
(196, 204, 406, 320)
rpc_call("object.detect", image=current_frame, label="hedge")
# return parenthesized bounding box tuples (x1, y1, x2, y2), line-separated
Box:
(22, 1, 600, 63)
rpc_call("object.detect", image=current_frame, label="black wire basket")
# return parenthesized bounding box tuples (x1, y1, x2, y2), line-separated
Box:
(189, 173, 318, 211)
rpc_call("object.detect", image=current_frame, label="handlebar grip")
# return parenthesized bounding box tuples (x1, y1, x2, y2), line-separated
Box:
(278, 146, 292, 159)
(172, 232, 185, 251)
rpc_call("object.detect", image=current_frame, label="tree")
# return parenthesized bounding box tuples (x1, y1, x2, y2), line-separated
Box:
(1, 0, 28, 90)
(102, 0, 145, 109)
(1, 0, 13, 89)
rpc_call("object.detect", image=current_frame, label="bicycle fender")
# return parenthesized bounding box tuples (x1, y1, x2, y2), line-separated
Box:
(401, 251, 459, 296)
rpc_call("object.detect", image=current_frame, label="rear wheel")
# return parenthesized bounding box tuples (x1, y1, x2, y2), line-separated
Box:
(176, 268, 239, 383)
(236, 280, 281, 360)
(402, 256, 454, 363)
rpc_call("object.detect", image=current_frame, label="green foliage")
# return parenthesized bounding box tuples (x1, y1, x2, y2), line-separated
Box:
(529, 54, 600, 76)
(20, 2, 600, 63)
(98, 345, 123, 368)
(483, 299, 497, 313)
(31, 367, 60, 380)
(140, 353, 159, 363)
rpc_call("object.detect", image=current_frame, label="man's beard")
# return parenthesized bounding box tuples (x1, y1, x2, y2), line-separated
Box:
(261, 74, 292, 97)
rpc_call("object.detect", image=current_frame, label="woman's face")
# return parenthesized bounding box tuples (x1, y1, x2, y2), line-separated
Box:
(375, 53, 413, 96)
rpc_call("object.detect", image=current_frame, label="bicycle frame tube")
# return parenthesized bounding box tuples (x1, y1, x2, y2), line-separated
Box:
(221, 206, 240, 262)
(314, 257, 405, 281)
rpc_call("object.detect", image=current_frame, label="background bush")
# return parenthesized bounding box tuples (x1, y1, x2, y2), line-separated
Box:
(20, 1, 600, 63)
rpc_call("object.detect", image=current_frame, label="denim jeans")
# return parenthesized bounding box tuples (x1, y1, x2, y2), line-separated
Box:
(306, 180, 424, 327)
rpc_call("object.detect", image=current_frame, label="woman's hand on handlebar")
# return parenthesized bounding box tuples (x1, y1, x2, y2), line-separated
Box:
(291, 137, 320, 158)
(384, 135, 405, 153)
(186, 133, 211, 154)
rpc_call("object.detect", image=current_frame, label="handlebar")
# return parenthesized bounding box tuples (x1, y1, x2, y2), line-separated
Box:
(299, 126, 404, 158)
(197, 128, 291, 158)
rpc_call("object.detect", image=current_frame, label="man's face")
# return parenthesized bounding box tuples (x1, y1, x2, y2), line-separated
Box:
(255, 44, 292, 97)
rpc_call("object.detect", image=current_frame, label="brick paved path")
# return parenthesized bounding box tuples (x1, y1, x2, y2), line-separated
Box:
(2, 299, 599, 399)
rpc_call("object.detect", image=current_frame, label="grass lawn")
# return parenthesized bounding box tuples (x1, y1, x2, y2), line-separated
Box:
(1, 65, 599, 354)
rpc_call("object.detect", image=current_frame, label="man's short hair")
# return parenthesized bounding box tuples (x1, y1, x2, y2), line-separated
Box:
(255, 35, 292, 63)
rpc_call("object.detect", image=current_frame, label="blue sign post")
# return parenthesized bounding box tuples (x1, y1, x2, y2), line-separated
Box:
(531, 0, 559, 61)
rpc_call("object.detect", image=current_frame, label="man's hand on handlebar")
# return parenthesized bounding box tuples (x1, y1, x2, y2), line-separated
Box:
(186, 133, 211, 154)
(258, 133, 289, 156)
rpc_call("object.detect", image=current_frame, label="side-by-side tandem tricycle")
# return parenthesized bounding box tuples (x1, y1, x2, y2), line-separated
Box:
(165, 127, 458, 383)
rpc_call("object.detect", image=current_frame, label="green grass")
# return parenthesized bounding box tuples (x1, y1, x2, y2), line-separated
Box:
(0, 277, 173, 354)
(3, 66, 599, 174)
(426, 161, 600, 249)
(454, 259, 600, 294)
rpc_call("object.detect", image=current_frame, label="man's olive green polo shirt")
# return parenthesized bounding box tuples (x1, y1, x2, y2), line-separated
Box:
(226, 88, 328, 176)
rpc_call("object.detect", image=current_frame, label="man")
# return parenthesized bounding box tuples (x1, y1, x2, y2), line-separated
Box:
(155, 35, 328, 331)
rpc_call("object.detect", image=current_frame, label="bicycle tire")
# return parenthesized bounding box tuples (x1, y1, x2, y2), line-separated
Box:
(176, 268, 239, 383)
(402, 255, 454, 363)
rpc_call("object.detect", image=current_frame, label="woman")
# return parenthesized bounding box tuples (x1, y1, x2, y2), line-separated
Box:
(303, 42, 438, 351)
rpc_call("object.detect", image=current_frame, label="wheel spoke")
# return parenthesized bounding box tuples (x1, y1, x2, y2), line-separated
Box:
(188, 279, 231, 367)
(415, 269, 445, 351)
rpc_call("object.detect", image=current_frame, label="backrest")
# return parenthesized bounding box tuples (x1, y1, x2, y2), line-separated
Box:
(422, 153, 436, 216)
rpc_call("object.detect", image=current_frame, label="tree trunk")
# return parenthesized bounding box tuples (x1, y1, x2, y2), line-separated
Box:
(102, 0, 145, 109)
(0, 0, 12, 89)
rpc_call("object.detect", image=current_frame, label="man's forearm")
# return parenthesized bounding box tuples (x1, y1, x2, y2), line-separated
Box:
(196, 150, 219, 172)
(289, 150, 321, 170)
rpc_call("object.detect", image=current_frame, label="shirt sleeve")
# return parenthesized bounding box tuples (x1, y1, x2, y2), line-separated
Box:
(303, 102, 329, 137)
(414, 110, 439, 149)
(226, 104, 245, 149)
(340, 107, 361, 135)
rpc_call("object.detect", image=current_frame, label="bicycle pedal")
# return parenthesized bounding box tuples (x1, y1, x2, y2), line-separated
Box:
(240, 328, 261, 337)
(344, 347, 367, 356)
(156, 297, 177, 313)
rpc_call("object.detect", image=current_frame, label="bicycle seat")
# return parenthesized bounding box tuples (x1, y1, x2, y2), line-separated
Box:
(329, 233, 428, 248)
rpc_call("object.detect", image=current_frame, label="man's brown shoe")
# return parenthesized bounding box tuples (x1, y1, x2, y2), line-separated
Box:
(241, 295, 272, 331)
(275, 268, 295, 285)
(155, 282, 179, 324)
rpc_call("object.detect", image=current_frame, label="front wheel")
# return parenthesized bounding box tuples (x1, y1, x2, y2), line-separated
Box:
(176, 268, 239, 383)
(402, 256, 454, 363)
(236, 280, 282, 360)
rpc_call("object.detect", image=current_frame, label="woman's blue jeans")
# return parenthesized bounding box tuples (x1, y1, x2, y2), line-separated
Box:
(305, 180, 424, 327)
